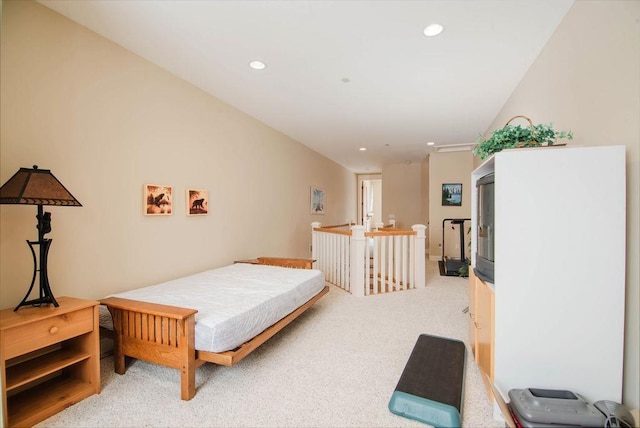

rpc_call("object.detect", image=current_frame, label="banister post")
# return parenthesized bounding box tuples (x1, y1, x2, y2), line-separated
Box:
(350, 225, 366, 297)
(412, 224, 427, 288)
(311, 222, 321, 261)
(374, 222, 384, 231)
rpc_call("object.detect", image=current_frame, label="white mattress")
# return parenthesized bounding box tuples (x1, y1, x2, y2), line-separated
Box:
(99, 263, 325, 352)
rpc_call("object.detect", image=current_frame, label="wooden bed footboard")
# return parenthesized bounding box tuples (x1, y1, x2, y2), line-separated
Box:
(100, 297, 199, 400)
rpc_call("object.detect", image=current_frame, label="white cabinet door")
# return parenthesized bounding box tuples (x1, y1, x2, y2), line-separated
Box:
(485, 146, 625, 403)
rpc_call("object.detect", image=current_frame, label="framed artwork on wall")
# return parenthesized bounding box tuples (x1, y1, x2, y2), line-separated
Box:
(186, 189, 208, 216)
(442, 183, 462, 206)
(144, 184, 173, 215)
(310, 186, 326, 215)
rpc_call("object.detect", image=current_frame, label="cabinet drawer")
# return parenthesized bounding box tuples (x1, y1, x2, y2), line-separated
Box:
(2, 307, 94, 360)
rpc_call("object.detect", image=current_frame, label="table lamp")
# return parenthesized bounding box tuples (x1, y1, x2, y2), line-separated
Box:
(0, 165, 82, 311)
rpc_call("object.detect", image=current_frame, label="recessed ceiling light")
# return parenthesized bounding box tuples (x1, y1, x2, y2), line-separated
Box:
(359, 147, 367, 151)
(427, 141, 436, 146)
(249, 60, 266, 70)
(423, 23, 444, 37)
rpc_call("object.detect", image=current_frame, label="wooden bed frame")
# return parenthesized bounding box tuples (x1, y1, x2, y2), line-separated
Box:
(100, 257, 328, 400)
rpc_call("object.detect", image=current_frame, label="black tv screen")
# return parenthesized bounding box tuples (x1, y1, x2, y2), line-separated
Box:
(474, 173, 494, 283)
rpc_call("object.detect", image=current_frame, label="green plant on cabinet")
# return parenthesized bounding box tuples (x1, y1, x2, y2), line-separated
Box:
(473, 115, 573, 160)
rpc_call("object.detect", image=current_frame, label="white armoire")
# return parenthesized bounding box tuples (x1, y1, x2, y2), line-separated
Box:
(470, 145, 626, 404)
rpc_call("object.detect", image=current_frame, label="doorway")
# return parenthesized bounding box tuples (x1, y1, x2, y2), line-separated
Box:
(359, 178, 382, 231)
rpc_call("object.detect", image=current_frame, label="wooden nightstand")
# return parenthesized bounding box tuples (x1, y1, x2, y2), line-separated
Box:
(0, 297, 101, 427)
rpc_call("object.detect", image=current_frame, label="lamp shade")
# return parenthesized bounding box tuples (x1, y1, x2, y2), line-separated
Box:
(0, 165, 81, 206)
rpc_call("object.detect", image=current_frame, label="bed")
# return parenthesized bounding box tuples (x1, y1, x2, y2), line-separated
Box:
(99, 257, 328, 400)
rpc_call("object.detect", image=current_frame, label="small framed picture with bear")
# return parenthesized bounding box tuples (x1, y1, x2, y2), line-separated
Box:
(186, 189, 209, 216)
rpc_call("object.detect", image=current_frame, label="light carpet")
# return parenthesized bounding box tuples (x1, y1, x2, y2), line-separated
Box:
(36, 261, 501, 427)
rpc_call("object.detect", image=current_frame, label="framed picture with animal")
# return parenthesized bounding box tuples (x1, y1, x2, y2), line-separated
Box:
(144, 184, 173, 216)
(186, 188, 208, 216)
(310, 185, 325, 215)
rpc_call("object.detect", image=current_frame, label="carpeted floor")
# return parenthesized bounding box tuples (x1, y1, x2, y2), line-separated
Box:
(36, 260, 501, 427)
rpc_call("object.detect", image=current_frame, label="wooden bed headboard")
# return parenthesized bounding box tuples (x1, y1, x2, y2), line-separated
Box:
(257, 257, 315, 269)
(234, 257, 316, 270)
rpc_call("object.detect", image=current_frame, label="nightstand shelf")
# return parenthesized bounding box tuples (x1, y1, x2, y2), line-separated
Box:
(8, 376, 96, 427)
(1, 297, 100, 427)
(5, 347, 93, 392)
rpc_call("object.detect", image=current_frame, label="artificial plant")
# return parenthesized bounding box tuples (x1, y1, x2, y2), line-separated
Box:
(473, 115, 573, 160)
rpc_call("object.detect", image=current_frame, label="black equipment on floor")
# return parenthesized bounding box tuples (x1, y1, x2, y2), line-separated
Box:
(438, 218, 470, 277)
(388, 334, 466, 427)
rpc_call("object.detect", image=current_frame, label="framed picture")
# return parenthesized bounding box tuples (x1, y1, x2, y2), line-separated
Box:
(144, 184, 173, 215)
(186, 189, 209, 216)
(310, 186, 325, 215)
(442, 183, 462, 206)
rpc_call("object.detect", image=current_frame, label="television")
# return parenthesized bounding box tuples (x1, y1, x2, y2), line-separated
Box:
(474, 173, 495, 283)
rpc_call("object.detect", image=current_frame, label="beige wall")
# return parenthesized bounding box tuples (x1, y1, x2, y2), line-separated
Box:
(428, 151, 474, 259)
(0, 1, 355, 306)
(381, 162, 424, 229)
(482, 1, 639, 407)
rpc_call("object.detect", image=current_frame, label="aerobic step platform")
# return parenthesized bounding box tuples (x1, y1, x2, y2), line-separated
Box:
(388, 334, 466, 427)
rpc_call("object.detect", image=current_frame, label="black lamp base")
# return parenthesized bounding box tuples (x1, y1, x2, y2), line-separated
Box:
(14, 238, 59, 311)
(14, 295, 59, 311)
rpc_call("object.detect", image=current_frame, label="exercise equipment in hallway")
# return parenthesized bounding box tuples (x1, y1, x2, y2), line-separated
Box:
(388, 334, 467, 427)
(438, 218, 470, 277)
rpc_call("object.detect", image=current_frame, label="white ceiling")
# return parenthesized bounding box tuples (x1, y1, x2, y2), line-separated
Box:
(39, 0, 574, 173)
